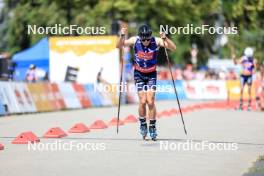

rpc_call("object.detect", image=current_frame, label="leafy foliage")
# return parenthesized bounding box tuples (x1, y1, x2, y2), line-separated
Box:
(0, 0, 263, 65)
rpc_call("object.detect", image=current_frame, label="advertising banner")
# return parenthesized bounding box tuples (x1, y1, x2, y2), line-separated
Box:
(156, 80, 186, 100)
(226, 80, 256, 100)
(11, 82, 36, 113)
(27, 83, 53, 112)
(50, 83, 66, 110)
(57, 82, 82, 109)
(72, 83, 92, 108)
(84, 84, 103, 107)
(184, 80, 227, 100)
(0, 82, 20, 113)
(49, 36, 119, 84)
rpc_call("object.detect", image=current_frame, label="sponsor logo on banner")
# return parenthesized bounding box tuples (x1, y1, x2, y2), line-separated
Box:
(205, 85, 220, 94)
(186, 85, 196, 95)
(27, 83, 53, 112)
(43, 83, 62, 111)
(184, 81, 202, 99)
(50, 83, 66, 110)
(156, 80, 186, 100)
(57, 82, 82, 109)
(0, 82, 20, 113)
(0, 82, 36, 113)
(84, 84, 103, 107)
(0, 100, 5, 115)
(72, 83, 92, 108)
(184, 80, 227, 100)
(12, 83, 37, 113)
(226, 80, 256, 100)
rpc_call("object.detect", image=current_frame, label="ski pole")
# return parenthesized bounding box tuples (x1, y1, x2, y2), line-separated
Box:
(116, 45, 124, 134)
(163, 39, 188, 135)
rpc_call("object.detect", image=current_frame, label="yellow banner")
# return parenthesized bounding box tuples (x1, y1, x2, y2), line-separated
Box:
(27, 83, 53, 112)
(226, 80, 256, 100)
(49, 36, 117, 56)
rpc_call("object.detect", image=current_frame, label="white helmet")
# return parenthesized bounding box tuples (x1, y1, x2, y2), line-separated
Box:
(244, 47, 254, 57)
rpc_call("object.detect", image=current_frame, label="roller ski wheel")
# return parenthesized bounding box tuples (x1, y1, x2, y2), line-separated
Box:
(236, 105, 243, 111)
(140, 123, 148, 140)
(149, 126, 157, 141)
(247, 106, 251, 111)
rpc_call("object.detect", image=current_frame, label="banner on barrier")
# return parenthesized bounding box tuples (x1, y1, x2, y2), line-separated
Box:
(27, 83, 53, 112)
(0, 82, 20, 113)
(0, 101, 5, 115)
(156, 80, 186, 100)
(226, 80, 256, 100)
(84, 84, 103, 107)
(11, 82, 37, 113)
(184, 80, 227, 100)
(57, 82, 82, 109)
(72, 83, 92, 108)
(93, 83, 117, 106)
(43, 83, 67, 110)
(50, 83, 66, 110)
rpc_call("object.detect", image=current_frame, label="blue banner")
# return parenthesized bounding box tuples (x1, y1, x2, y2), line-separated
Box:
(156, 80, 186, 100)
(0, 101, 6, 116)
(84, 84, 103, 107)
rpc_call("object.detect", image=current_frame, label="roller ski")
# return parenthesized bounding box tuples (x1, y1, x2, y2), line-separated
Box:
(149, 125, 157, 141)
(149, 119, 157, 141)
(139, 118, 148, 140)
(236, 104, 243, 111)
(236, 100, 243, 110)
(247, 100, 252, 111)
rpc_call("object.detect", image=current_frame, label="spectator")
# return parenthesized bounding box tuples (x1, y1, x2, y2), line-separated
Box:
(25, 64, 37, 82)
(183, 64, 195, 80)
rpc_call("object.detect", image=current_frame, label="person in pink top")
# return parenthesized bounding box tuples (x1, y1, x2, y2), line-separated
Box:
(25, 64, 37, 82)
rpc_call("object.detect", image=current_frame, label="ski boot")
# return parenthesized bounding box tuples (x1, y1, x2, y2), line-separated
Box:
(149, 119, 157, 141)
(139, 118, 148, 140)
(247, 100, 251, 111)
(236, 100, 243, 110)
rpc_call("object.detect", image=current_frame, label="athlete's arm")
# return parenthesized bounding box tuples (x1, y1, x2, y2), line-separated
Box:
(155, 32, 176, 51)
(253, 58, 258, 74)
(234, 57, 243, 65)
(116, 27, 136, 48)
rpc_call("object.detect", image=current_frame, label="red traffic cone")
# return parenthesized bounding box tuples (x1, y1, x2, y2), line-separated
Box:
(108, 118, 125, 126)
(90, 120, 108, 129)
(0, 143, 4, 150)
(68, 123, 90, 133)
(43, 127, 67, 138)
(123, 115, 138, 123)
(161, 110, 171, 117)
(12, 131, 40, 144)
(169, 108, 178, 114)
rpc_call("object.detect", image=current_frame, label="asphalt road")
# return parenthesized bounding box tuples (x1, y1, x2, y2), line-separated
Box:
(0, 100, 263, 176)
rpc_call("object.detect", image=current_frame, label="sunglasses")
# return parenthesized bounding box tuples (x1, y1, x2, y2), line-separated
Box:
(141, 38, 151, 42)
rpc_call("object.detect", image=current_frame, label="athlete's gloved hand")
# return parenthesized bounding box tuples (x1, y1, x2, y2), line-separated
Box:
(120, 27, 127, 38)
(160, 32, 166, 40)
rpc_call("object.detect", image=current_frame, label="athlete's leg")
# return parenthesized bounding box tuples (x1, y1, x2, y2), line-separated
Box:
(138, 91, 147, 117)
(137, 90, 148, 138)
(147, 90, 156, 120)
(247, 76, 253, 110)
(146, 72, 157, 140)
(239, 76, 245, 109)
(134, 70, 148, 138)
(261, 87, 264, 110)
